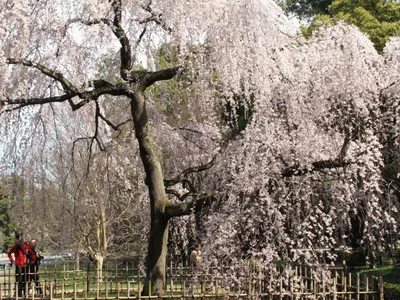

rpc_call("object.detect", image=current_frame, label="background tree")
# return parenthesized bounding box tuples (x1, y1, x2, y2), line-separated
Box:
(281, 0, 332, 20)
(293, 0, 400, 53)
(0, 176, 26, 251)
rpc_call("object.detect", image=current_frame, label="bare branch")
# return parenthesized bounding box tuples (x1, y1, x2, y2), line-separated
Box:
(141, 67, 183, 89)
(165, 194, 217, 218)
(1, 94, 78, 114)
(165, 189, 191, 201)
(110, 0, 133, 79)
(4, 59, 128, 113)
(6, 58, 78, 93)
(137, 27, 147, 46)
(66, 2, 134, 80)
(94, 101, 105, 151)
(164, 156, 216, 188)
(140, 1, 172, 33)
(66, 17, 113, 28)
(282, 127, 355, 178)
(3, 60, 129, 114)
(98, 112, 132, 131)
(281, 158, 351, 177)
(338, 127, 351, 162)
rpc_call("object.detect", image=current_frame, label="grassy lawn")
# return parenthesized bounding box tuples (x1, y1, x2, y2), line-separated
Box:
(358, 265, 400, 299)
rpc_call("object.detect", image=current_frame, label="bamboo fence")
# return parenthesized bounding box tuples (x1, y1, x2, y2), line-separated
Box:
(0, 260, 383, 300)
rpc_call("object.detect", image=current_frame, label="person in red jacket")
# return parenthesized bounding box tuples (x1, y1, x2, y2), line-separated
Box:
(8, 235, 29, 297)
(26, 239, 44, 295)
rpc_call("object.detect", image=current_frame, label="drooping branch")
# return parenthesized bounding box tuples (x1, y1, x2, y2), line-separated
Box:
(94, 101, 105, 151)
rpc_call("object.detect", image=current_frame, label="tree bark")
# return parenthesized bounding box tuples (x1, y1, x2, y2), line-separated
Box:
(142, 213, 169, 296)
(129, 84, 169, 296)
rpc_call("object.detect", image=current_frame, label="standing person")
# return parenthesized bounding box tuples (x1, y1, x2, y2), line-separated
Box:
(27, 239, 44, 295)
(8, 235, 29, 297)
(190, 245, 202, 268)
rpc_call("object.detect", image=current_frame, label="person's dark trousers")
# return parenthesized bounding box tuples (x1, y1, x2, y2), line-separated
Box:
(16, 265, 27, 297)
(29, 264, 42, 294)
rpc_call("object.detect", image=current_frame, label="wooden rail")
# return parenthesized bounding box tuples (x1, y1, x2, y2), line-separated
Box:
(0, 262, 383, 299)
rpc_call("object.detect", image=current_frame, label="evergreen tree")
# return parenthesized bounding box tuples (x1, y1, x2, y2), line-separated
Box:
(298, 0, 400, 52)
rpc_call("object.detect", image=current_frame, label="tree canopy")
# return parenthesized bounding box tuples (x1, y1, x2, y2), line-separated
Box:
(282, 0, 332, 19)
(1, 0, 400, 295)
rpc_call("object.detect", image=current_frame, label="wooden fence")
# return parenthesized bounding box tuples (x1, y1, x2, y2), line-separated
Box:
(0, 261, 384, 299)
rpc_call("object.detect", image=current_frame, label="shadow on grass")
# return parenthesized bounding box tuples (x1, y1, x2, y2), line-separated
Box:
(359, 265, 400, 299)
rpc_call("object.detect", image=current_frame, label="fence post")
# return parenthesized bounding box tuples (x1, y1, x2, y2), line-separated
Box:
(8, 264, 11, 297)
(137, 267, 141, 296)
(356, 273, 360, 300)
(269, 280, 272, 300)
(170, 260, 173, 297)
(333, 277, 337, 300)
(378, 277, 384, 300)
(371, 276, 376, 300)
(126, 262, 129, 283)
(96, 280, 100, 299)
(348, 271, 352, 291)
(116, 262, 118, 281)
(86, 263, 90, 294)
(182, 279, 186, 298)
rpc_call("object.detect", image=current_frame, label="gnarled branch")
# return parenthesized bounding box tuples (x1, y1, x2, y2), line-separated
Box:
(282, 128, 353, 177)
(3, 58, 129, 113)
(165, 194, 217, 218)
(141, 67, 183, 89)
(110, 0, 133, 80)
(164, 156, 216, 188)
(140, 0, 172, 33)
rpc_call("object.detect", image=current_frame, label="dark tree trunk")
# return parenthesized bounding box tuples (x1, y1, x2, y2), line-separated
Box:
(142, 213, 169, 295)
(129, 85, 170, 296)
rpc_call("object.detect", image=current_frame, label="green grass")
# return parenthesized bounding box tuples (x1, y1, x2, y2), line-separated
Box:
(358, 265, 400, 299)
